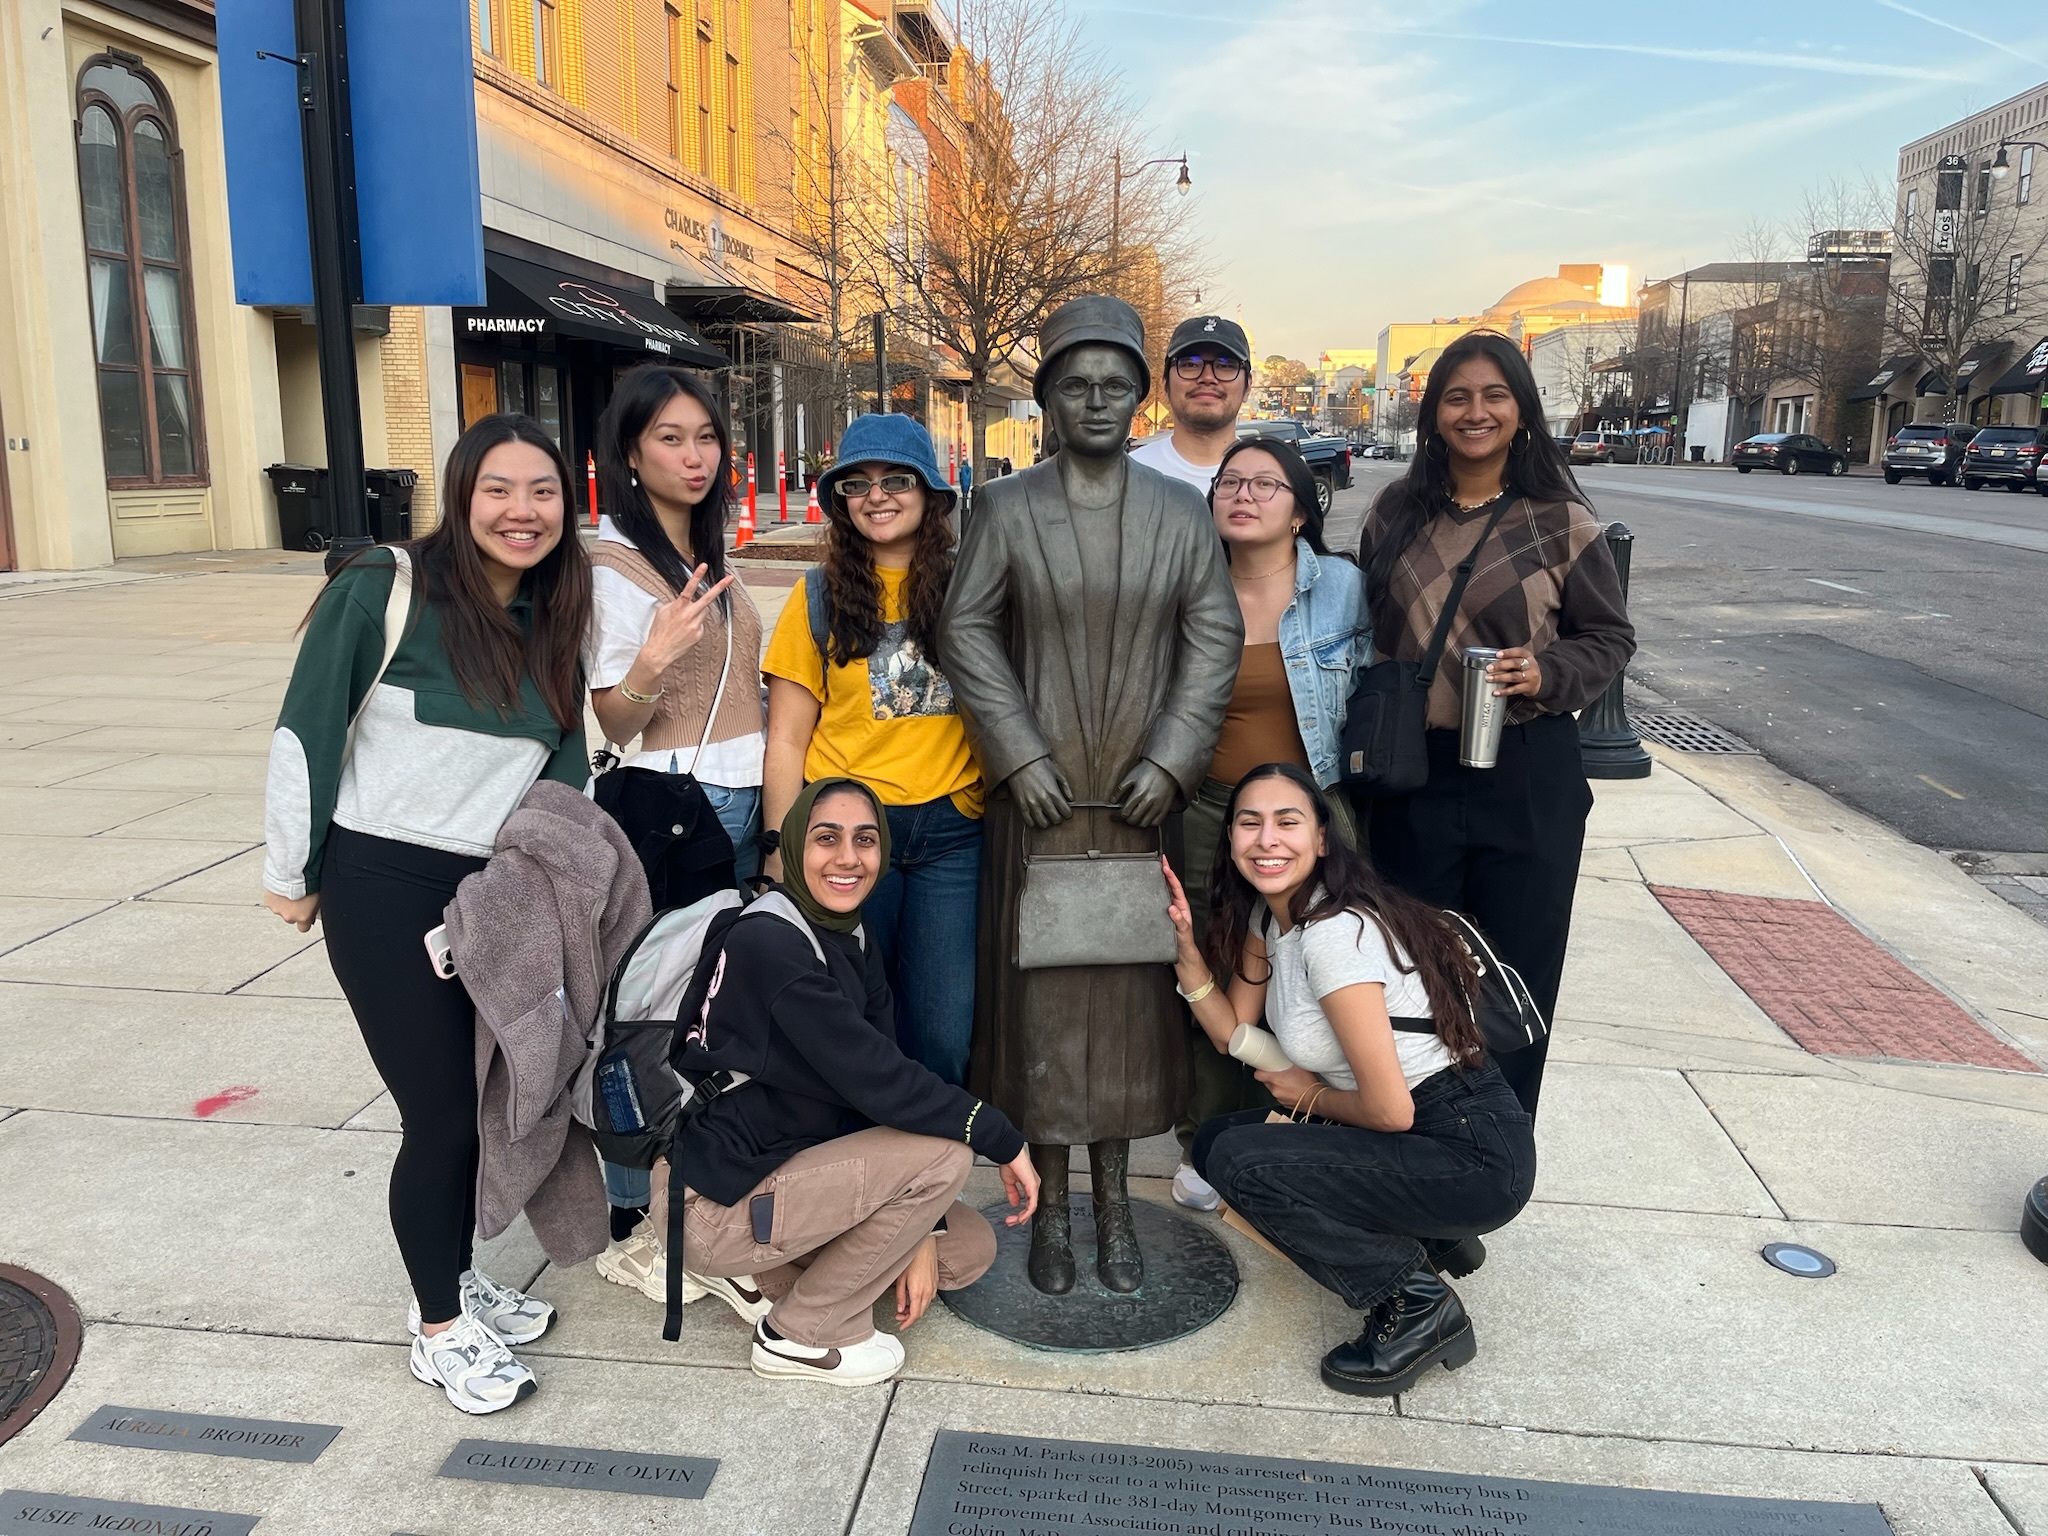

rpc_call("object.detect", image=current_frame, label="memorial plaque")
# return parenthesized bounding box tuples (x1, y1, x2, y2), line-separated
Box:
(1, 1488, 259, 1535)
(439, 1438, 717, 1500)
(908, 1431, 1893, 1536)
(70, 1403, 340, 1463)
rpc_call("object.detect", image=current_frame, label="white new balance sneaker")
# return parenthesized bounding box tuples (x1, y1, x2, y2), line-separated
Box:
(409, 1313, 537, 1415)
(1172, 1163, 1221, 1212)
(749, 1319, 903, 1387)
(407, 1270, 555, 1346)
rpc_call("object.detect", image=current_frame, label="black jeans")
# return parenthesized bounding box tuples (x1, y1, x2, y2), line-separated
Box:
(1192, 1066, 1535, 1312)
(321, 825, 488, 1323)
(1366, 713, 1593, 1116)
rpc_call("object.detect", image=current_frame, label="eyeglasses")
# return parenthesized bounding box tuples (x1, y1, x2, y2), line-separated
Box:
(1172, 353, 1244, 382)
(836, 472, 920, 501)
(1053, 377, 1138, 403)
(1213, 473, 1289, 503)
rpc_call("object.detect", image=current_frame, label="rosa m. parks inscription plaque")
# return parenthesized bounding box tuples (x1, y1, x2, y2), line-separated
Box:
(70, 1404, 341, 1463)
(439, 1439, 717, 1499)
(908, 1431, 1893, 1536)
(1, 1489, 259, 1536)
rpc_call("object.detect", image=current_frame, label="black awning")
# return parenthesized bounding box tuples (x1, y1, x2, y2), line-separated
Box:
(1986, 335, 2048, 395)
(667, 283, 817, 325)
(1848, 353, 1917, 402)
(1915, 368, 1949, 397)
(463, 254, 727, 367)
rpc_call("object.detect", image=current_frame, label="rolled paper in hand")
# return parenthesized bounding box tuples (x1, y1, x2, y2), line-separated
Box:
(1228, 1023, 1294, 1072)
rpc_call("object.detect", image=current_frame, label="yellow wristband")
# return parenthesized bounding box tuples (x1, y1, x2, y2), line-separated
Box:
(1176, 976, 1216, 1004)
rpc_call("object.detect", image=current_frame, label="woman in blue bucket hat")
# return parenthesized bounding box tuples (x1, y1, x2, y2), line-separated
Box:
(762, 414, 986, 1085)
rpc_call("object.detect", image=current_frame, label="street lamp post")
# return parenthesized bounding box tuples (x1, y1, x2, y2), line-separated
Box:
(1990, 140, 2048, 180)
(1109, 150, 1191, 279)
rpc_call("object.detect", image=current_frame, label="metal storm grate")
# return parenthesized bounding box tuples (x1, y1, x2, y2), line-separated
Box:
(1633, 709, 1759, 755)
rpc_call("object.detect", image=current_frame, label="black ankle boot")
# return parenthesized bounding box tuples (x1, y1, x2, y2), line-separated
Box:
(1320, 1265, 1476, 1397)
(1027, 1144, 1075, 1295)
(1425, 1235, 1487, 1278)
(1090, 1138, 1143, 1294)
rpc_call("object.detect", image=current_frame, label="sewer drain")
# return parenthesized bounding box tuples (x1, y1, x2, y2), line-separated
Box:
(0, 1266, 81, 1447)
(1633, 709, 1760, 754)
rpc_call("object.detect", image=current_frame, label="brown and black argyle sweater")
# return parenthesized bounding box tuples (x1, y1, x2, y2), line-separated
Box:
(1364, 496, 1635, 731)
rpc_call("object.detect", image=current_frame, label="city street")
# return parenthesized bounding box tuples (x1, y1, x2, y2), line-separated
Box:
(1332, 464, 2048, 901)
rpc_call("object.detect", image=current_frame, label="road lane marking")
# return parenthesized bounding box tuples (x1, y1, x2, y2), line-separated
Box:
(1805, 578, 1867, 593)
(1582, 475, 2048, 553)
(1916, 774, 1967, 800)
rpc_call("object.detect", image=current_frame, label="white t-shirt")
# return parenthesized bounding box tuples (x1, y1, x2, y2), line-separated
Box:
(586, 517, 766, 785)
(1261, 898, 1453, 1091)
(1129, 433, 1226, 497)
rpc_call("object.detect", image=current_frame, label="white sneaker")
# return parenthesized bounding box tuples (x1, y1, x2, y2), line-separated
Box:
(407, 1270, 555, 1346)
(1173, 1163, 1221, 1212)
(594, 1221, 770, 1323)
(409, 1313, 537, 1415)
(749, 1319, 904, 1387)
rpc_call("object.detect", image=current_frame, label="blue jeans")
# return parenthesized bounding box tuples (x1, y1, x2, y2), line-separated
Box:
(604, 780, 762, 1213)
(863, 795, 983, 1086)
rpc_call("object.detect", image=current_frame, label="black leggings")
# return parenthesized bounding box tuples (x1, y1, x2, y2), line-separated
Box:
(321, 825, 488, 1324)
(1366, 713, 1593, 1118)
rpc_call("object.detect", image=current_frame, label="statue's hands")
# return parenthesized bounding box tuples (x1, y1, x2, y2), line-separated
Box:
(1007, 757, 1074, 829)
(1115, 760, 1178, 828)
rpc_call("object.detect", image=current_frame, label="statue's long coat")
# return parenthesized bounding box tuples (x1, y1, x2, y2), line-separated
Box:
(939, 459, 1243, 1144)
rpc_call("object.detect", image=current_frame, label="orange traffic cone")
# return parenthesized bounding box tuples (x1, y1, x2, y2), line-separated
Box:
(805, 482, 823, 524)
(734, 487, 757, 549)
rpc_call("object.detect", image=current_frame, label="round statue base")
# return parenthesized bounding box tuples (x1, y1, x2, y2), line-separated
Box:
(939, 1198, 1238, 1353)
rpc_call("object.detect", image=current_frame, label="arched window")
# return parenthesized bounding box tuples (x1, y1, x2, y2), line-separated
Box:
(76, 54, 204, 485)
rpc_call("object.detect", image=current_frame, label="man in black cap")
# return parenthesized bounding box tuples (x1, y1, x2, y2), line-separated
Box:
(1129, 314, 1254, 497)
(941, 295, 1242, 1299)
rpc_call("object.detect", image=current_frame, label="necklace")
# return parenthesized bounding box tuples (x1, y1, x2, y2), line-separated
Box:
(1233, 558, 1295, 581)
(1452, 486, 1508, 512)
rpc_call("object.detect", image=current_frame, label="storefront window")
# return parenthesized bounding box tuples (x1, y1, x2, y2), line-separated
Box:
(499, 359, 528, 417)
(76, 56, 204, 486)
(534, 365, 563, 446)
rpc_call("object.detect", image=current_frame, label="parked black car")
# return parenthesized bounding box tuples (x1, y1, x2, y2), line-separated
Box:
(1732, 433, 1847, 477)
(1960, 424, 2048, 491)
(1882, 422, 1977, 485)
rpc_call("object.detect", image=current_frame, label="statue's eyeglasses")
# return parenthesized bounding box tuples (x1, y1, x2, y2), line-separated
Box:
(1213, 474, 1288, 503)
(1172, 354, 1243, 382)
(836, 472, 919, 500)
(1054, 377, 1138, 403)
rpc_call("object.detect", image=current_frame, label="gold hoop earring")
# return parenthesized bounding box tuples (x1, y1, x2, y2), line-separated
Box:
(1426, 435, 1448, 462)
(1511, 426, 1531, 452)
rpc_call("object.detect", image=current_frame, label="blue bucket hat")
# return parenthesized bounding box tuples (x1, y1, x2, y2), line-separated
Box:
(817, 414, 959, 518)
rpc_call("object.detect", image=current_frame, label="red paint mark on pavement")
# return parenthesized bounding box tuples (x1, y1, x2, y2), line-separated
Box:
(193, 1086, 260, 1118)
(1650, 886, 2036, 1072)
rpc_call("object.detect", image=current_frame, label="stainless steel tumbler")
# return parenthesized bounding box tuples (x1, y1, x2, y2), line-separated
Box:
(1459, 646, 1506, 768)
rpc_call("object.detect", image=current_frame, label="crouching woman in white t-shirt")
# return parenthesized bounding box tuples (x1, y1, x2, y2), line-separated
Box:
(1164, 761, 1535, 1400)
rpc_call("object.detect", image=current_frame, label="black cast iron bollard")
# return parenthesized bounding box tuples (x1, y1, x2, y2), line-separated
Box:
(1580, 521, 1652, 779)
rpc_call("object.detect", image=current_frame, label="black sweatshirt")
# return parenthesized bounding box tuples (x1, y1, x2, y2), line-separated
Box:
(674, 908, 1025, 1206)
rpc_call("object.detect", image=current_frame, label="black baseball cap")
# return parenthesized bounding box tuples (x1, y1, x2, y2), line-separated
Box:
(1166, 315, 1252, 367)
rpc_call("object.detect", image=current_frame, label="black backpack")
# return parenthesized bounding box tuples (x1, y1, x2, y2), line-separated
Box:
(1389, 908, 1548, 1058)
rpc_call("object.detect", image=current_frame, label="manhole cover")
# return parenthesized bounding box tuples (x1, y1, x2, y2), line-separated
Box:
(0, 1265, 81, 1447)
(1634, 709, 1759, 754)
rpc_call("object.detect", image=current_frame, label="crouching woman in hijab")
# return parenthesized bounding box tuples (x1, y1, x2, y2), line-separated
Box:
(654, 777, 1040, 1387)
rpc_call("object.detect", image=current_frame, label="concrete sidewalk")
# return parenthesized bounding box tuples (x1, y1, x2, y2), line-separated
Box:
(0, 557, 2043, 1535)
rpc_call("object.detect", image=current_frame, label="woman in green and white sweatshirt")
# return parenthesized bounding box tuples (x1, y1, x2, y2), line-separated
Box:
(261, 414, 591, 1416)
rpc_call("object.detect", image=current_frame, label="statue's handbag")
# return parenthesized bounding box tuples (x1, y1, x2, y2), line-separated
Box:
(1015, 802, 1180, 970)
(1339, 498, 1514, 797)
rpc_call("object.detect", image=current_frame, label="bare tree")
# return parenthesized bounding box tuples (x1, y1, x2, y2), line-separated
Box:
(888, 0, 1197, 473)
(1886, 155, 2048, 421)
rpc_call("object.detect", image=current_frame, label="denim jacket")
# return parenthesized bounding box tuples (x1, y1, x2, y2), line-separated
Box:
(1275, 540, 1371, 788)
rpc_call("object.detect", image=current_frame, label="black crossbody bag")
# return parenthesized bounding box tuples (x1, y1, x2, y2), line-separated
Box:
(1339, 498, 1514, 798)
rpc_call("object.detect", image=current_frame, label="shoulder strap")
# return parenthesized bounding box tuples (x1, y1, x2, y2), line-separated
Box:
(344, 548, 412, 758)
(1417, 498, 1515, 685)
(745, 888, 833, 965)
(804, 565, 830, 664)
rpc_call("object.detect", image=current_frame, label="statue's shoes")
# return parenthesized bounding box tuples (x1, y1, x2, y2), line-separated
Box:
(1028, 1205, 1076, 1295)
(1095, 1199, 1143, 1294)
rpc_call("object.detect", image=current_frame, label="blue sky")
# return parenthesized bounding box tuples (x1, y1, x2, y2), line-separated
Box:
(1071, 0, 2048, 361)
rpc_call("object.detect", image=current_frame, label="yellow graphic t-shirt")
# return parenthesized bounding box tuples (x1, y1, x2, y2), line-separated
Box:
(763, 566, 984, 817)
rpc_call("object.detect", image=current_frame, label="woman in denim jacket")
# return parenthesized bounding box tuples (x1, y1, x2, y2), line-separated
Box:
(1169, 433, 1370, 1211)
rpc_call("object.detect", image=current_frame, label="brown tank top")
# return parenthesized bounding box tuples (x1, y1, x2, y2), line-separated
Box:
(1209, 642, 1310, 785)
(588, 540, 764, 755)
